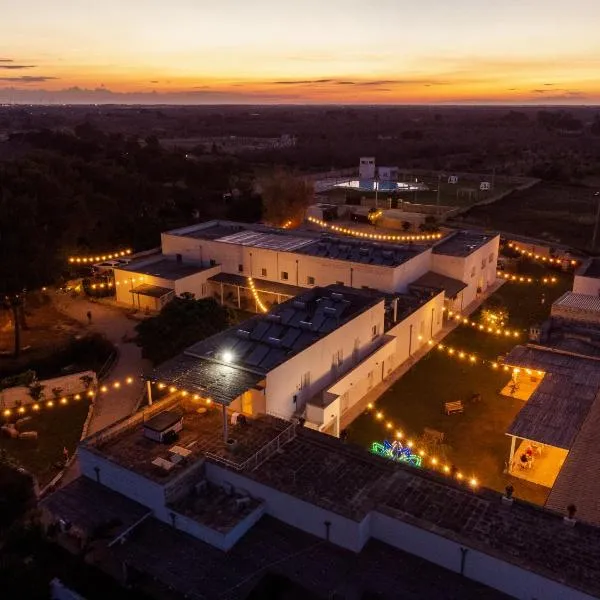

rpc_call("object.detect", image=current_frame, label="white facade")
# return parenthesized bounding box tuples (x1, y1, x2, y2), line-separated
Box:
(113, 257, 220, 310)
(378, 166, 399, 182)
(265, 298, 386, 420)
(431, 235, 499, 310)
(359, 156, 376, 179)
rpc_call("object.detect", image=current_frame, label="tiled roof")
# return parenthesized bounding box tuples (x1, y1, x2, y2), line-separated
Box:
(546, 390, 600, 525)
(553, 291, 600, 313)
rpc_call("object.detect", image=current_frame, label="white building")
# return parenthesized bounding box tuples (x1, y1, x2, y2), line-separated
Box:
(359, 156, 376, 179)
(152, 285, 444, 435)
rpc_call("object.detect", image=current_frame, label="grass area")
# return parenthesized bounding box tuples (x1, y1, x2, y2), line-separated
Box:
(459, 182, 600, 249)
(346, 263, 573, 506)
(0, 400, 90, 487)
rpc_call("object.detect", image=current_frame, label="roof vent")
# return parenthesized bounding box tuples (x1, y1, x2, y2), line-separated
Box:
(359, 247, 370, 254)
(293, 300, 306, 309)
(324, 306, 337, 315)
(267, 314, 281, 322)
(237, 329, 251, 338)
(299, 320, 313, 330)
(331, 292, 344, 301)
(267, 336, 282, 346)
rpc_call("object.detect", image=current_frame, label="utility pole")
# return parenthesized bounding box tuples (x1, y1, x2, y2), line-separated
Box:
(592, 192, 600, 250)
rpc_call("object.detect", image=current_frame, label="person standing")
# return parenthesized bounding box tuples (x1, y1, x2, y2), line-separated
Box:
(86, 310, 92, 324)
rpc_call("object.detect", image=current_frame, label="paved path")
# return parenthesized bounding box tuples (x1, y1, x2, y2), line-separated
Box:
(51, 291, 151, 434)
(50, 290, 151, 486)
(340, 279, 506, 430)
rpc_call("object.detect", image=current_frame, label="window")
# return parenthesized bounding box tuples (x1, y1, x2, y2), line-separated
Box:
(261, 268, 267, 277)
(371, 324, 379, 340)
(210, 259, 216, 267)
(238, 264, 243, 273)
(470, 266, 476, 278)
(307, 276, 315, 285)
(488, 253, 494, 264)
(332, 349, 343, 368)
(281, 271, 289, 281)
(481, 259, 486, 270)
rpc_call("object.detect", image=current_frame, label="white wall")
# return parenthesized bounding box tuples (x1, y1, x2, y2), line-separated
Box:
(387, 292, 445, 370)
(371, 511, 596, 600)
(431, 236, 499, 310)
(206, 462, 367, 552)
(393, 249, 432, 293)
(265, 300, 385, 418)
(574, 275, 600, 296)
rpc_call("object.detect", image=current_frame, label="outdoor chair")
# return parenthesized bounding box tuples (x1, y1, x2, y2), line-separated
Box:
(444, 401, 464, 415)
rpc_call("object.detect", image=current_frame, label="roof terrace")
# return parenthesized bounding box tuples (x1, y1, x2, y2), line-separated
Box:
(85, 398, 290, 483)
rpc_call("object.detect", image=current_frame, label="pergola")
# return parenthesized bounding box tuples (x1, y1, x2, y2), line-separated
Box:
(504, 345, 600, 488)
(149, 353, 264, 442)
(207, 273, 304, 311)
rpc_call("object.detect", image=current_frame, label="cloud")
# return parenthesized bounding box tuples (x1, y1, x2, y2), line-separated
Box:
(272, 79, 333, 85)
(0, 64, 36, 70)
(0, 75, 57, 83)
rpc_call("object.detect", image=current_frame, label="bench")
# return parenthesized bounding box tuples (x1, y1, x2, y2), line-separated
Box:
(423, 427, 445, 443)
(444, 401, 464, 415)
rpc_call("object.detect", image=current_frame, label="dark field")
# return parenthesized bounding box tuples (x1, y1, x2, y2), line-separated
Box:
(457, 182, 599, 249)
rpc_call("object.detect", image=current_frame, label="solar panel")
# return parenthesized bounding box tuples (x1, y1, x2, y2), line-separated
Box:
(245, 344, 270, 366)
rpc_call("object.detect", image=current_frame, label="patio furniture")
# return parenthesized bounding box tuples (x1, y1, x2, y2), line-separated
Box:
(444, 401, 464, 415)
(423, 427, 445, 443)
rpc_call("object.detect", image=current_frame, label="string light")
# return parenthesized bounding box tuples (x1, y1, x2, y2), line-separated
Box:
(446, 310, 520, 338)
(281, 220, 293, 229)
(497, 271, 557, 285)
(365, 404, 478, 488)
(248, 277, 268, 313)
(307, 216, 443, 243)
(507, 243, 577, 267)
(69, 248, 132, 264)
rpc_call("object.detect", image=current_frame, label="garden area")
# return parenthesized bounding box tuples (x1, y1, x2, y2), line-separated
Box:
(0, 399, 91, 487)
(347, 258, 573, 505)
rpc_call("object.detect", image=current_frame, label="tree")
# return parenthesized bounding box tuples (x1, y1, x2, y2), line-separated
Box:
(135, 296, 232, 364)
(27, 381, 45, 403)
(259, 169, 313, 227)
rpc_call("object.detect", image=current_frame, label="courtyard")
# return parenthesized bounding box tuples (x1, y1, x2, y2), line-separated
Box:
(346, 260, 572, 506)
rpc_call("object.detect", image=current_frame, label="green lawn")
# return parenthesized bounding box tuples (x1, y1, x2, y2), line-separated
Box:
(346, 264, 574, 505)
(0, 400, 90, 487)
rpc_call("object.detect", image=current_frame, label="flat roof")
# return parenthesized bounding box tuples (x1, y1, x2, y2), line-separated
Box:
(153, 355, 264, 406)
(180, 286, 382, 375)
(333, 179, 428, 193)
(297, 236, 426, 267)
(88, 401, 289, 482)
(553, 291, 600, 313)
(164, 220, 430, 268)
(121, 257, 210, 280)
(505, 345, 600, 449)
(41, 477, 150, 537)
(577, 257, 600, 279)
(410, 270, 468, 298)
(433, 230, 497, 257)
(111, 516, 507, 600)
(208, 272, 304, 297)
(130, 284, 173, 298)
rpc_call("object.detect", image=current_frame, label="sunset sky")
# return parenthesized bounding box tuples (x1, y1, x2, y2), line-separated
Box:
(2, 0, 600, 104)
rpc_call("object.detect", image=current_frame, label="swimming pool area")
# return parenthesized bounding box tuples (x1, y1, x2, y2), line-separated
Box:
(334, 179, 429, 193)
